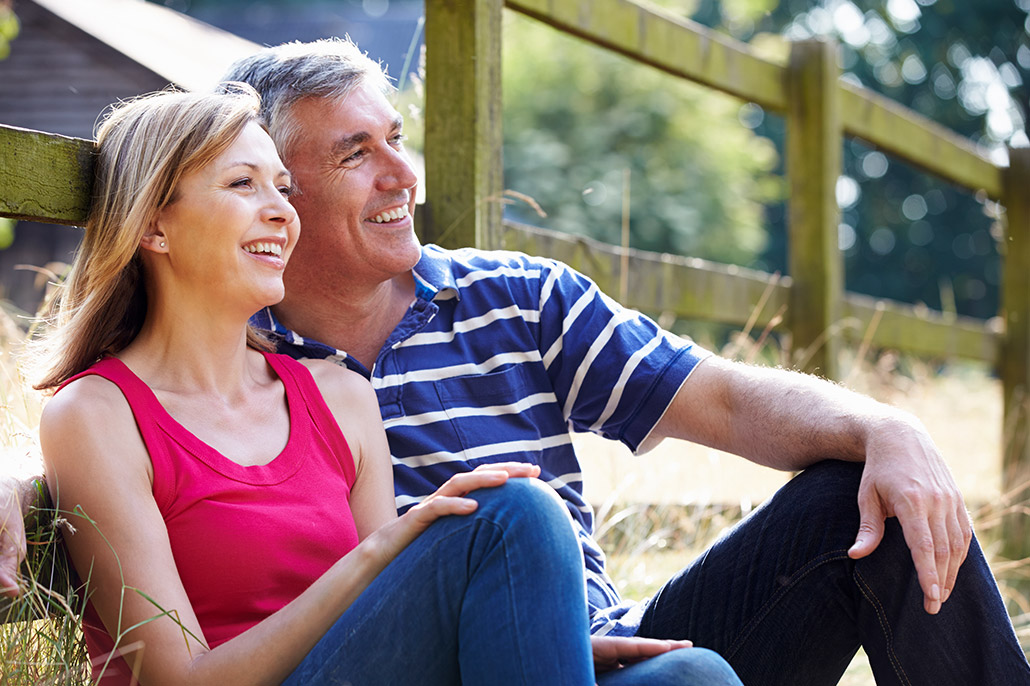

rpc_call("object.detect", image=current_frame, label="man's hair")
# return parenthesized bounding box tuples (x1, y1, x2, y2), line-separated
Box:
(222, 38, 393, 162)
(29, 85, 270, 391)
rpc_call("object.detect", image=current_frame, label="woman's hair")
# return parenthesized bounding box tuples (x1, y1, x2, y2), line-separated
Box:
(30, 85, 271, 392)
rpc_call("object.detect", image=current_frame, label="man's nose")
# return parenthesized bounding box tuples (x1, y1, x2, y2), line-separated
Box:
(377, 147, 418, 191)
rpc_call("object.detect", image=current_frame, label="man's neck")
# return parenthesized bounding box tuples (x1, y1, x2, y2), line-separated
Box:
(274, 271, 416, 370)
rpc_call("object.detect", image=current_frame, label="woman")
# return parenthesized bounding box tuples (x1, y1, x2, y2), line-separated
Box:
(30, 86, 739, 686)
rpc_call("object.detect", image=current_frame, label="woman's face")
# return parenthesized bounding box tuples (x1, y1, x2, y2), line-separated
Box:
(154, 121, 300, 312)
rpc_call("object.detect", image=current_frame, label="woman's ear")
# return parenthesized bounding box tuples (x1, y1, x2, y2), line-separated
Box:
(140, 222, 169, 254)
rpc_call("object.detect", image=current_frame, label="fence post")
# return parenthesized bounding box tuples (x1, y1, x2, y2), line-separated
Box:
(422, 0, 504, 250)
(786, 39, 843, 380)
(1001, 146, 1030, 565)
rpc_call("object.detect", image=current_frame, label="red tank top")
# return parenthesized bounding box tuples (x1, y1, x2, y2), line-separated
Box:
(58, 352, 359, 683)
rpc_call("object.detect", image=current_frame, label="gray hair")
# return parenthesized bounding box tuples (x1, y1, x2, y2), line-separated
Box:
(221, 38, 393, 161)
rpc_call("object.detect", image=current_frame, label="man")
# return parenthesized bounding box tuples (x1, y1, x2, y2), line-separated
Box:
(3, 38, 1028, 684)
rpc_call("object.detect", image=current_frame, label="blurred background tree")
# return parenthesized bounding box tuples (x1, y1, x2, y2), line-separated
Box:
(502, 12, 781, 266)
(502, 0, 1028, 320)
(0, 0, 17, 251)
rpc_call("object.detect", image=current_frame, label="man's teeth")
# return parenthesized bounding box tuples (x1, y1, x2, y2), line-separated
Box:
(244, 242, 283, 257)
(370, 205, 410, 224)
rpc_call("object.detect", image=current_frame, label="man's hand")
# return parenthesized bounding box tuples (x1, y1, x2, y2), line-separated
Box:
(0, 476, 28, 597)
(846, 414, 972, 614)
(591, 635, 693, 673)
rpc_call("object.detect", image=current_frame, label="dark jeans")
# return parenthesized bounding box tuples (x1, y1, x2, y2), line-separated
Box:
(637, 460, 1030, 686)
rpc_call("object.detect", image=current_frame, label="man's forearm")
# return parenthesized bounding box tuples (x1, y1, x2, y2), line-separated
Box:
(652, 355, 903, 470)
(1, 472, 45, 519)
(0, 469, 40, 596)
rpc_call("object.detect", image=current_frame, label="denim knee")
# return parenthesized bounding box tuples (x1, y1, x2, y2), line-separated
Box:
(600, 647, 743, 686)
(469, 476, 573, 529)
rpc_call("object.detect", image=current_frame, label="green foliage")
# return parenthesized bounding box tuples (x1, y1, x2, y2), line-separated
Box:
(677, 0, 1026, 319)
(501, 13, 782, 266)
(0, 2, 19, 61)
(0, 218, 16, 250)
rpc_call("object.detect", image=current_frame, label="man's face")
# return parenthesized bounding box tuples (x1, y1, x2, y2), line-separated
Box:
(280, 82, 420, 301)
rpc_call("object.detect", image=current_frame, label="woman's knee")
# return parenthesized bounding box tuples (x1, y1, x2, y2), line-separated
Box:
(600, 647, 743, 686)
(651, 647, 742, 686)
(468, 476, 580, 559)
(470, 475, 571, 527)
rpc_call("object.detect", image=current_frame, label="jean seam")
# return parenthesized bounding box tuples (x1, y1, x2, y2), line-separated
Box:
(724, 549, 852, 661)
(853, 566, 913, 686)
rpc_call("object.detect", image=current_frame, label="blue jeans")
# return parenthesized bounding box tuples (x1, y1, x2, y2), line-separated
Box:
(636, 460, 1030, 686)
(283, 478, 742, 686)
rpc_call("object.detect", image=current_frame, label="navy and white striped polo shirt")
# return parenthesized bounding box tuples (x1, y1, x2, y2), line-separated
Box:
(252, 244, 711, 636)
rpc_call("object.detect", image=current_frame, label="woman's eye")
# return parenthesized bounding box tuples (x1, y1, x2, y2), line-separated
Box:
(230, 178, 252, 188)
(279, 185, 295, 197)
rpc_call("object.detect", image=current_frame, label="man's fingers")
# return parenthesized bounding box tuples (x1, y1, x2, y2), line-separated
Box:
(0, 538, 24, 598)
(895, 510, 942, 613)
(941, 507, 971, 603)
(849, 489, 886, 559)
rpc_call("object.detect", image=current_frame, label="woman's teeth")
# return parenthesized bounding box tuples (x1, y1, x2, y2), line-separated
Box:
(244, 242, 283, 256)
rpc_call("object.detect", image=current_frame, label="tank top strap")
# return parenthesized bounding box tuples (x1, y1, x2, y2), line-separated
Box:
(58, 356, 173, 450)
(261, 352, 357, 488)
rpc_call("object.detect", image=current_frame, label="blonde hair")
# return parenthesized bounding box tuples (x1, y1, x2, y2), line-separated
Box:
(30, 85, 271, 392)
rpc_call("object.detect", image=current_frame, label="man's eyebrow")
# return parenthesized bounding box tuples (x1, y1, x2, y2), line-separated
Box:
(329, 132, 371, 158)
(328, 117, 406, 158)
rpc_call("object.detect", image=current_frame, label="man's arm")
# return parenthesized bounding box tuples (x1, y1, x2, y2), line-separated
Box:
(647, 355, 971, 615)
(0, 472, 41, 597)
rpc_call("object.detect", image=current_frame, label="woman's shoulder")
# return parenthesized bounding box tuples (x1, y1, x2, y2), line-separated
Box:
(297, 358, 374, 397)
(41, 373, 135, 445)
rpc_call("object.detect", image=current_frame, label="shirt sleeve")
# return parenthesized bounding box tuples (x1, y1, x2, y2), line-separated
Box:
(534, 258, 712, 451)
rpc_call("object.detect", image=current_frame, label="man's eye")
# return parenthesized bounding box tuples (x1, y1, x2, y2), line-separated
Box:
(342, 150, 366, 164)
(391, 134, 407, 146)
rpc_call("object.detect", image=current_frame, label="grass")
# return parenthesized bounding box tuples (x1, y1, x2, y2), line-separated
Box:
(1, 301, 1029, 683)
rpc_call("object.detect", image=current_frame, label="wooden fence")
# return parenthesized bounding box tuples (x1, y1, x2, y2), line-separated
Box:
(1, 0, 1028, 559)
(417, 0, 1030, 561)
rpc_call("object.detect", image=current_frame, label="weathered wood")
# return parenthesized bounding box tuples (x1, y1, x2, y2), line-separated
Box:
(840, 82, 1002, 199)
(500, 221, 998, 363)
(786, 40, 843, 379)
(0, 124, 93, 226)
(422, 0, 504, 249)
(841, 294, 998, 363)
(506, 0, 789, 112)
(1001, 146, 1030, 564)
(500, 220, 791, 328)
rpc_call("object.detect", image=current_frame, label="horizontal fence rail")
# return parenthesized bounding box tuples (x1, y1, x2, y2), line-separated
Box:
(501, 221, 1001, 364)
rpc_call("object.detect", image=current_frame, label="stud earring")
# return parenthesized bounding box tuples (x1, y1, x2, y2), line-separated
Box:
(160, 241, 166, 248)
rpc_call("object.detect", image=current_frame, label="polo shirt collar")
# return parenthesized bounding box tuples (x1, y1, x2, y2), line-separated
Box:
(412, 244, 459, 302)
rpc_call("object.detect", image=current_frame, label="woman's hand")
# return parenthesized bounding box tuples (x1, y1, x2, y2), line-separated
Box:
(591, 636, 693, 673)
(363, 463, 542, 569)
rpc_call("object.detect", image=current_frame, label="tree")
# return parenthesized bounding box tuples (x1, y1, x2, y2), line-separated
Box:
(686, 0, 1028, 319)
(501, 12, 782, 267)
(0, 0, 17, 250)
